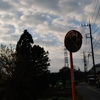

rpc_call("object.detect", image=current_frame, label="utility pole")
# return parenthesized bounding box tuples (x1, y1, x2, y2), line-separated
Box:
(82, 22, 96, 86)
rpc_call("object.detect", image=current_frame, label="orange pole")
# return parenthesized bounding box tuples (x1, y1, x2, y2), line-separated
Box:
(70, 52, 76, 100)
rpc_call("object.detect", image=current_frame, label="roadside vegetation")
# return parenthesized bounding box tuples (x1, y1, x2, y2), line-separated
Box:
(0, 30, 84, 100)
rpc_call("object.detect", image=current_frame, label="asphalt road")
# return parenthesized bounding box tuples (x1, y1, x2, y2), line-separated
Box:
(76, 82, 100, 100)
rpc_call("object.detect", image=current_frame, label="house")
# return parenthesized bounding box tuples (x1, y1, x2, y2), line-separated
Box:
(87, 63, 100, 85)
(89, 63, 100, 74)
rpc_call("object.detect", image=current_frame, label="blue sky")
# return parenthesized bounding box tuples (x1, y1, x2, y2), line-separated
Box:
(0, 0, 100, 72)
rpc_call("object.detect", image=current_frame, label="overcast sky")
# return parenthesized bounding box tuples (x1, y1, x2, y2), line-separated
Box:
(0, 0, 100, 72)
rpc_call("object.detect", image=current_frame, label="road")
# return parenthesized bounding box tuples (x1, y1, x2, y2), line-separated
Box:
(76, 82, 100, 100)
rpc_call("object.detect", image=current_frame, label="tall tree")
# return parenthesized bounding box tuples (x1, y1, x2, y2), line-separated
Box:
(10, 30, 50, 100)
(15, 30, 50, 78)
(16, 30, 33, 56)
(32, 45, 50, 76)
(15, 30, 34, 78)
(31, 45, 50, 96)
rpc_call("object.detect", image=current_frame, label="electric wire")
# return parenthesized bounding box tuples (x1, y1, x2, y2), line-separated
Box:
(92, 6, 100, 29)
(92, 26, 100, 34)
(81, 0, 98, 70)
(92, 26, 100, 46)
(88, 0, 99, 47)
(82, 0, 100, 70)
(91, 0, 98, 23)
(93, 32, 100, 49)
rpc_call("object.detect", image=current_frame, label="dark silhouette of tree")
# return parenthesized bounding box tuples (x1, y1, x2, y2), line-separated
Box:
(59, 66, 70, 72)
(49, 72, 59, 88)
(59, 67, 70, 87)
(14, 30, 34, 80)
(16, 30, 33, 56)
(15, 29, 50, 80)
(74, 68, 85, 82)
(6, 30, 50, 100)
(31, 45, 50, 97)
(32, 45, 50, 76)
(0, 44, 16, 100)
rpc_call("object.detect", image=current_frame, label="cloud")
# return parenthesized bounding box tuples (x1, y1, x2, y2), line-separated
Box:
(0, 0, 13, 11)
(0, 0, 99, 72)
(59, 0, 83, 13)
(20, 13, 50, 27)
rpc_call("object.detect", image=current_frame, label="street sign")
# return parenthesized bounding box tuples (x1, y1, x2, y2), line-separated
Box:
(64, 30, 83, 52)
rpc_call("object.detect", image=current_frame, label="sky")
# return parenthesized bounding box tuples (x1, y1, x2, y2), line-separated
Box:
(0, 0, 100, 72)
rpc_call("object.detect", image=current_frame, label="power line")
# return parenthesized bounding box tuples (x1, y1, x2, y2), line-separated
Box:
(93, 33, 100, 49)
(92, 7, 100, 29)
(92, 26, 100, 46)
(92, 26, 100, 34)
(91, 0, 98, 23)
(93, 31, 100, 48)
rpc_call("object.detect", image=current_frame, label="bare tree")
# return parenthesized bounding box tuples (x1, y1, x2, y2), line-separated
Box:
(0, 44, 16, 80)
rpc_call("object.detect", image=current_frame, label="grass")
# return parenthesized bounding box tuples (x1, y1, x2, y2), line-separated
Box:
(38, 81, 82, 100)
(38, 94, 82, 100)
(38, 87, 82, 100)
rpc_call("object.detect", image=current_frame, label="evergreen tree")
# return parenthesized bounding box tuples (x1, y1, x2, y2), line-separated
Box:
(32, 45, 50, 76)
(15, 29, 50, 79)
(15, 30, 34, 79)
(9, 30, 50, 100)
(16, 29, 33, 56)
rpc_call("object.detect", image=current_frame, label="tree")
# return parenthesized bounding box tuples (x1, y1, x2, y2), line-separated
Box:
(31, 45, 50, 95)
(59, 66, 70, 72)
(0, 44, 16, 100)
(9, 30, 50, 100)
(59, 67, 70, 87)
(15, 29, 50, 79)
(32, 45, 50, 76)
(14, 30, 34, 79)
(16, 30, 33, 55)
(0, 44, 16, 79)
